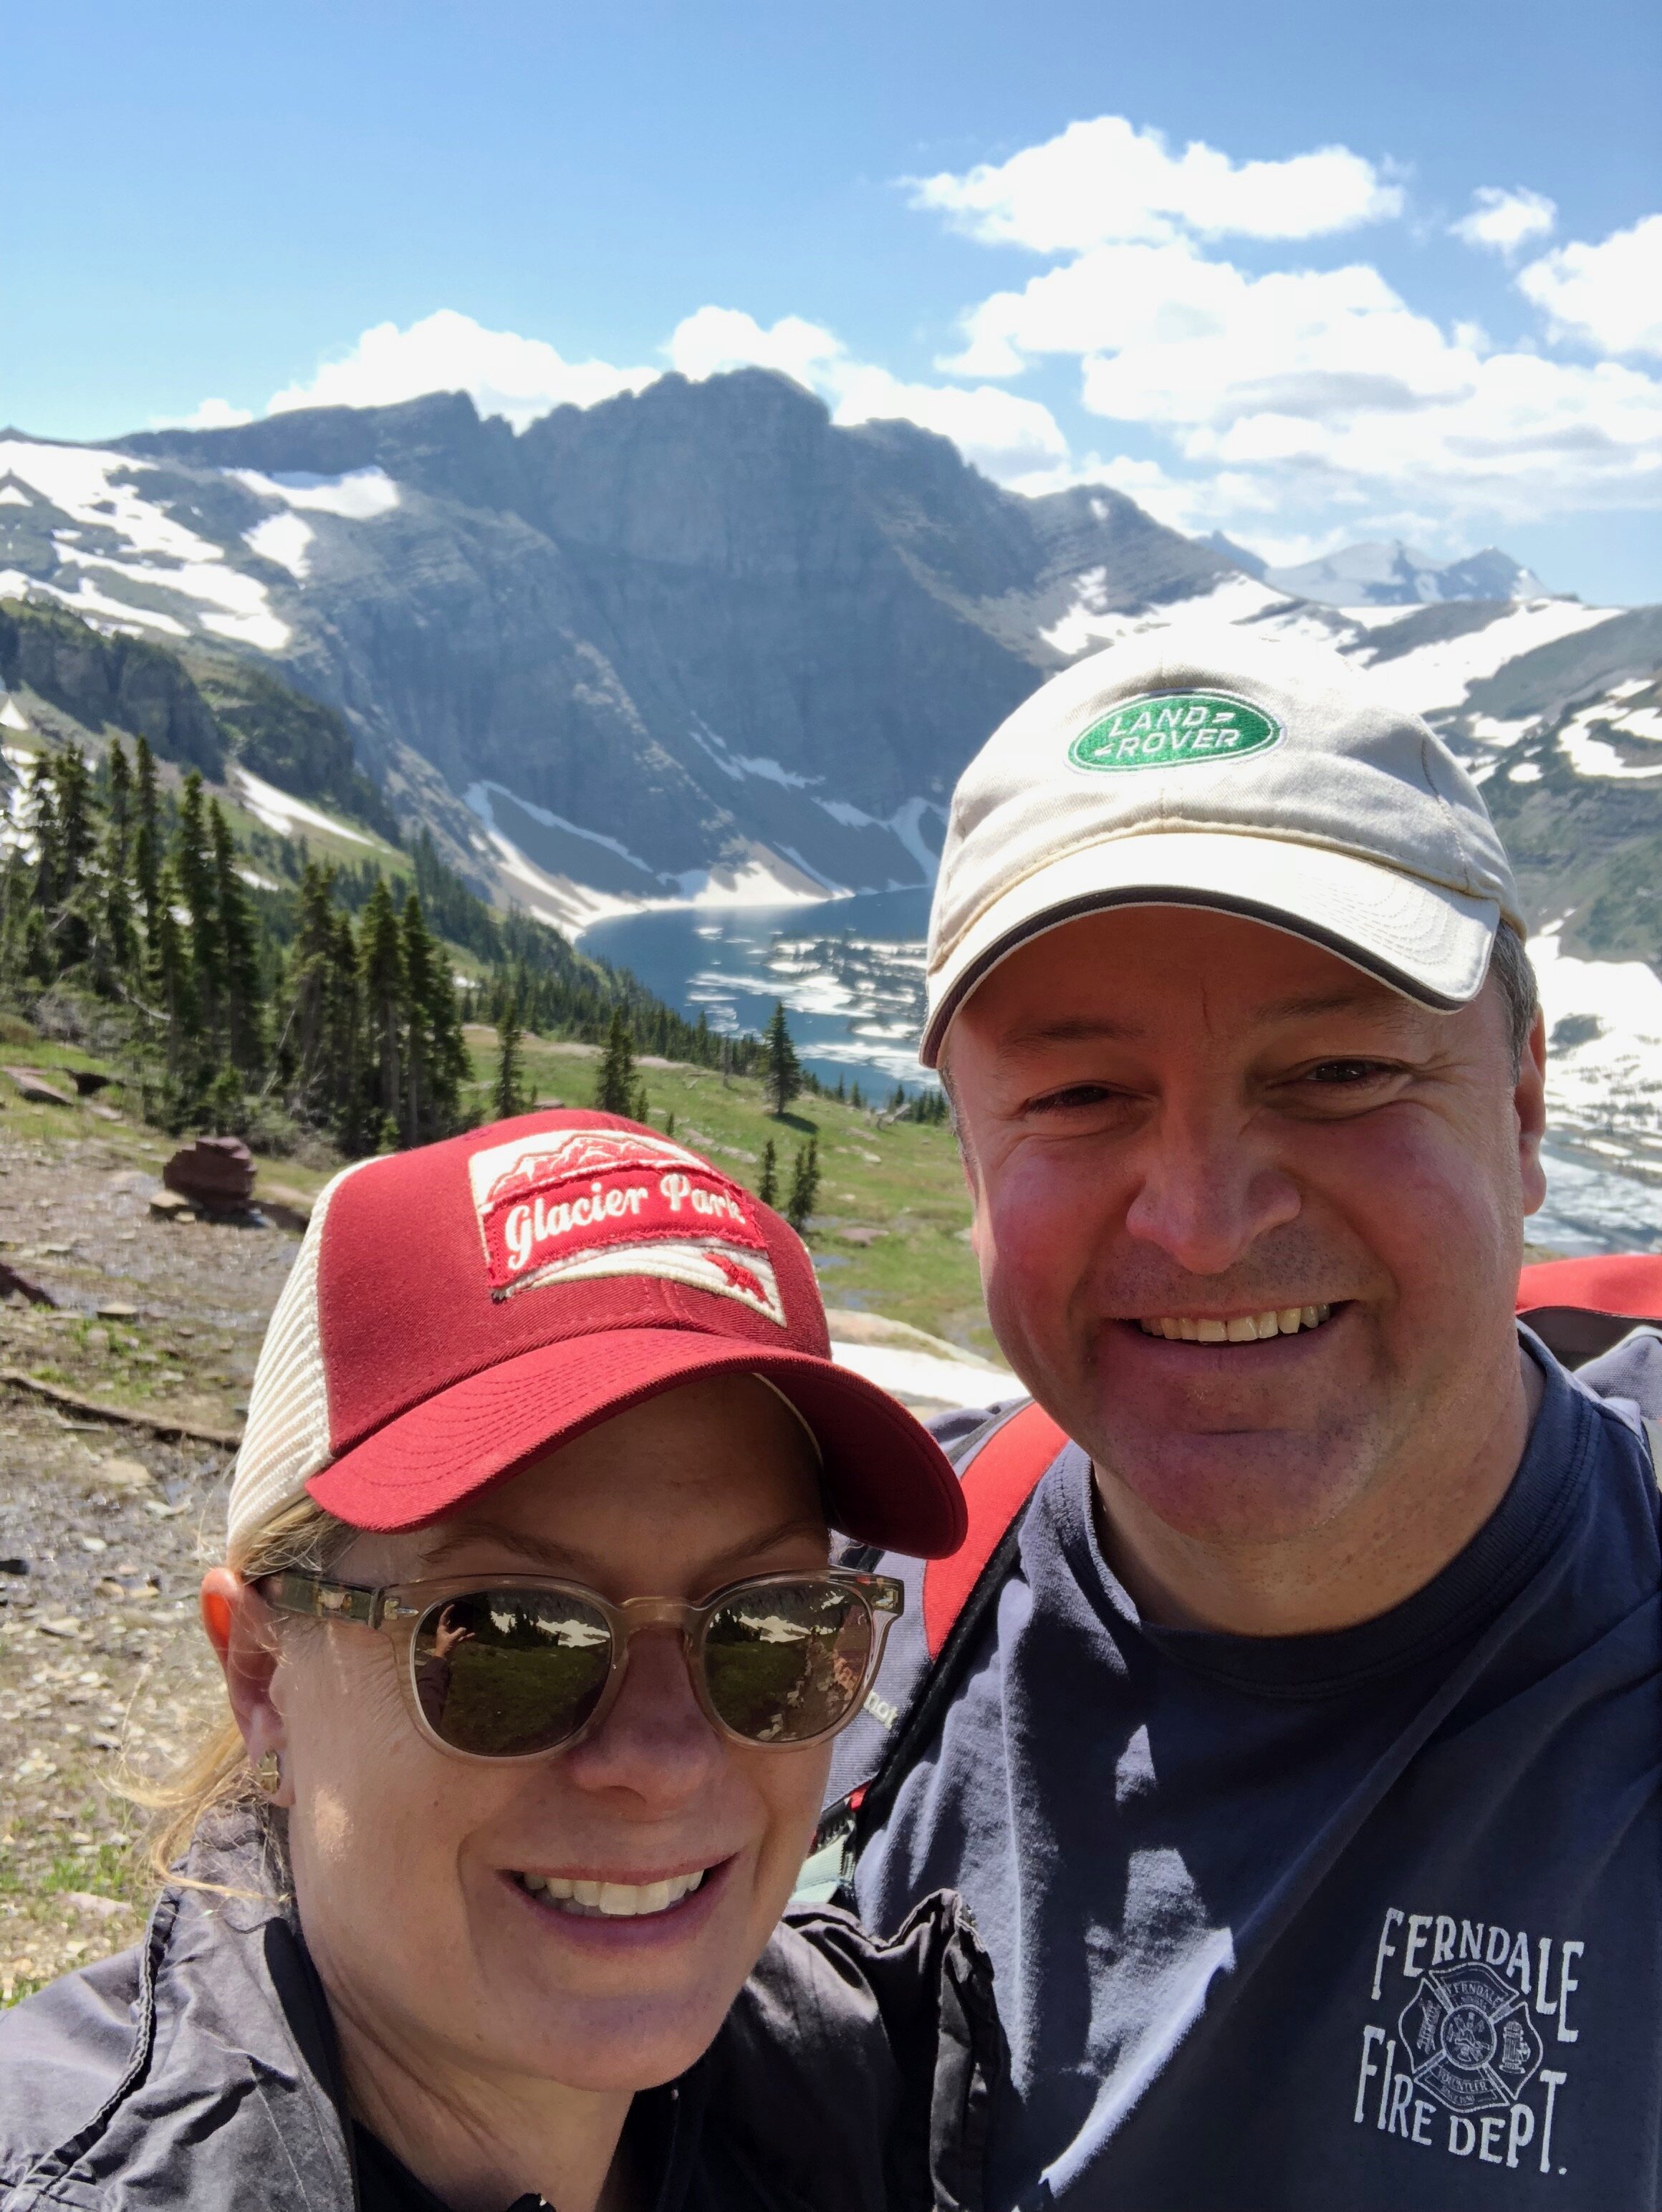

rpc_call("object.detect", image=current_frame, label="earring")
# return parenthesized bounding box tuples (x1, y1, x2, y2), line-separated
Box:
(251, 1751, 282, 1799)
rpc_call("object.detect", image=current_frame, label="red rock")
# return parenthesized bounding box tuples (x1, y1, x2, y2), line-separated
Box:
(162, 1136, 256, 1213)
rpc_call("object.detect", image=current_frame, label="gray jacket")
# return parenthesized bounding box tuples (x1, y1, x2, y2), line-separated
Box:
(0, 1813, 1001, 2211)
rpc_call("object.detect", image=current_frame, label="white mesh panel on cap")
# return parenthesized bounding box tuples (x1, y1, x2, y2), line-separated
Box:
(226, 1159, 375, 1552)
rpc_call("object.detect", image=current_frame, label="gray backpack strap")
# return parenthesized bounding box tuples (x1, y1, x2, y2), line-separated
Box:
(1646, 1419, 1662, 1487)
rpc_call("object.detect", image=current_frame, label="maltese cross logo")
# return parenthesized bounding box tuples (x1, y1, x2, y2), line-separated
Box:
(1398, 1963, 1544, 2115)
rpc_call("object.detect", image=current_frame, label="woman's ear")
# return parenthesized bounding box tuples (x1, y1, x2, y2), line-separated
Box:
(201, 1569, 294, 1807)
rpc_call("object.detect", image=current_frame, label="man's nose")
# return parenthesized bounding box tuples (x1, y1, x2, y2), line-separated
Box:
(562, 1627, 722, 1808)
(1122, 1110, 1300, 1276)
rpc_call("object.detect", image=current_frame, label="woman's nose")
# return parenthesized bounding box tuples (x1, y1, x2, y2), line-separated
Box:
(562, 1627, 722, 1808)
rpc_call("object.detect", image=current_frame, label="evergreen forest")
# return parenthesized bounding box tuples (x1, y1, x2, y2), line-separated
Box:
(0, 732, 771, 1158)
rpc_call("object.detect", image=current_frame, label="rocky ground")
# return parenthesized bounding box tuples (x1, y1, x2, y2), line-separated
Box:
(0, 1121, 302, 2004)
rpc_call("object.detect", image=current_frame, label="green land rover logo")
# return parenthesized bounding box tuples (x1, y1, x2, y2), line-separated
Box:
(1068, 690, 1283, 774)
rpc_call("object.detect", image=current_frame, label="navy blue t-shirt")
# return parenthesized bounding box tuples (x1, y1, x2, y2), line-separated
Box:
(830, 1338, 1662, 2208)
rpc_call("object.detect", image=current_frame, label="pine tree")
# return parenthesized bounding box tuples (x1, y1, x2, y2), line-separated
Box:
(28, 747, 100, 976)
(132, 736, 162, 946)
(757, 1138, 779, 1208)
(494, 989, 526, 1122)
(785, 1137, 820, 1234)
(328, 904, 368, 1147)
(150, 857, 198, 1082)
(209, 799, 264, 1071)
(595, 1007, 636, 1115)
(174, 772, 221, 1051)
(282, 862, 350, 1123)
(763, 1001, 802, 1117)
(100, 740, 136, 984)
(358, 876, 405, 1126)
(400, 890, 469, 1143)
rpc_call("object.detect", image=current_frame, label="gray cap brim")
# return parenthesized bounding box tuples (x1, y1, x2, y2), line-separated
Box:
(921, 829, 1501, 1068)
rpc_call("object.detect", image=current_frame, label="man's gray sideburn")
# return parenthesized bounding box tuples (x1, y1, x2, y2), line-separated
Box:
(1487, 920, 1539, 1080)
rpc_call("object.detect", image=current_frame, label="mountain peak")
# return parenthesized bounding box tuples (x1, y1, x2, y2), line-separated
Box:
(1259, 537, 1548, 607)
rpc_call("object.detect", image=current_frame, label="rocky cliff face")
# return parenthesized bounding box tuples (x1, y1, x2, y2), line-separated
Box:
(46, 373, 1222, 917)
(3, 375, 1659, 951)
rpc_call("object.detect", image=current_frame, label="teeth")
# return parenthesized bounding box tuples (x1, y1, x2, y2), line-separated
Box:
(517, 1868, 706, 1918)
(1138, 1304, 1334, 1342)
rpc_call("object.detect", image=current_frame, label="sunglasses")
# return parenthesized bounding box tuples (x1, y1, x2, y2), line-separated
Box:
(259, 1567, 903, 1762)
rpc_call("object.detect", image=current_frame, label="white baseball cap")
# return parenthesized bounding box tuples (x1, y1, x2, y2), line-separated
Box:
(921, 627, 1524, 1067)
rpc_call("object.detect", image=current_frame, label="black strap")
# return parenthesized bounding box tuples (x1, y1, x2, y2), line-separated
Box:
(850, 1496, 1035, 1856)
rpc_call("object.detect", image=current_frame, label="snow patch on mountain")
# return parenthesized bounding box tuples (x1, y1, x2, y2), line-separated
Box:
(1351, 600, 1615, 717)
(1530, 929, 1662, 1243)
(244, 511, 314, 578)
(686, 716, 820, 790)
(465, 779, 658, 877)
(1557, 703, 1662, 780)
(476, 824, 646, 936)
(234, 766, 378, 847)
(1040, 569, 1281, 657)
(228, 467, 400, 521)
(0, 441, 221, 561)
(0, 567, 191, 638)
(668, 853, 830, 907)
(0, 438, 292, 651)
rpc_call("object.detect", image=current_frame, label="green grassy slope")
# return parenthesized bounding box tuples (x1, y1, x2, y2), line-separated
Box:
(463, 1026, 994, 1356)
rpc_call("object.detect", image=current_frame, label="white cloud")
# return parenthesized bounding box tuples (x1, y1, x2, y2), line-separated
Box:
(1453, 186, 1557, 254)
(1518, 214, 1662, 359)
(831, 365, 1067, 474)
(666, 306, 1067, 478)
(930, 198, 1662, 529)
(666, 306, 843, 387)
(179, 396, 255, 429)
(909, 114, 1402, 255)
(266, 309, 660, 430)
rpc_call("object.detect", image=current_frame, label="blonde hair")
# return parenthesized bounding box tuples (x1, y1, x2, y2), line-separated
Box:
(131, 1492, 354, 1884)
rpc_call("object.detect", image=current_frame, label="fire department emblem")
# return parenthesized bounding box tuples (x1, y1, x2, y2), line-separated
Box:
(1397, 1963, 1544, 2115)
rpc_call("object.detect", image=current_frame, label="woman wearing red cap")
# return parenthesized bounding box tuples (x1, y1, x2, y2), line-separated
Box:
(0, 1115, 996, 2211)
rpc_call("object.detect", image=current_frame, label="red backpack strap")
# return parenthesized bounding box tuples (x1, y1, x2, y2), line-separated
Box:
(922, 1399, 1071, 1659)
(1518, 1253, 1662, 1367)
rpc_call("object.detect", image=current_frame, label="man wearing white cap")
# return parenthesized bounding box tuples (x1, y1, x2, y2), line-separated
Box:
(824, 630, 1662, 2207)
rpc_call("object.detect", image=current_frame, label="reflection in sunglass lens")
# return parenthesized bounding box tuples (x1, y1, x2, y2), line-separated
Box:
(413, 1590, 613, 1757)
(702, 1579, 874, 1744)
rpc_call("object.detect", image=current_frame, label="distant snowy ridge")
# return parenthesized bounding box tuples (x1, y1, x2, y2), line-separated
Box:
(1219, 537, 1550, 609)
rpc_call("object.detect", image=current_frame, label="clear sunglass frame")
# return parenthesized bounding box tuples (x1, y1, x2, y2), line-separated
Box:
(259, 1566, 903, 1763)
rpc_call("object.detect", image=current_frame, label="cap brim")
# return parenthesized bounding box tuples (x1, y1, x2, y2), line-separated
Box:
(307, 1328, 969, 1559)
(923, 830, 1500, 1066)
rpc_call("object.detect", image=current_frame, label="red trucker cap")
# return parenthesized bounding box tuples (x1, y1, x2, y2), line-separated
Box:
(226, 1110, 966, 1559)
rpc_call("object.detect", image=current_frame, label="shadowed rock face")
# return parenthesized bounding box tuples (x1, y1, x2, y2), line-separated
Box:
(0, 602, 224, 778)
(112, 372, 1232, 900)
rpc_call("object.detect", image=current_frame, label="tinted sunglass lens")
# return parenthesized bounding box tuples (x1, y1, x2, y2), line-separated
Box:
(702, 1581, 874, 1744)
(413, 1590, 613, 1757)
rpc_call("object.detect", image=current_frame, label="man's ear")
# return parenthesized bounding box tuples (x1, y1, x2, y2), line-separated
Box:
(201, 1569, 294, 1807)
(1517, 1006, 1547, 1217)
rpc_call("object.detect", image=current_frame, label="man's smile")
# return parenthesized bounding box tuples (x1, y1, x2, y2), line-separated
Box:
(1133, 1302, 1337, 1343)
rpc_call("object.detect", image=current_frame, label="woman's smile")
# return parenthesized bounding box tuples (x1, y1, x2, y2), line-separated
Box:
(502, 1856, 734, 1945)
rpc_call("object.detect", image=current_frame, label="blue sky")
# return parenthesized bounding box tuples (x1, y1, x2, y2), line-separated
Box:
(6, 0, 1661, 600)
